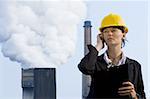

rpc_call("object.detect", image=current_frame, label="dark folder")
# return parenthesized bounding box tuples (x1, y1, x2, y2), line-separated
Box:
(109, 64, 129, 97)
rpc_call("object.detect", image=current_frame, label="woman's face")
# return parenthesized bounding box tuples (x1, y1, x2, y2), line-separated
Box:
(102, 27, 126, 47)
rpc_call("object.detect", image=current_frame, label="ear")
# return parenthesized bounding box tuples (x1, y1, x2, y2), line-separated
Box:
(122, 33, 126, 38)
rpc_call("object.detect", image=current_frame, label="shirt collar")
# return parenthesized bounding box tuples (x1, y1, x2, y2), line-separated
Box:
(103, 51, 126, 68)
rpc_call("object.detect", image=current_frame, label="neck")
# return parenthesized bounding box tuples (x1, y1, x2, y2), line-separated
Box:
(107, 45, 122, 60)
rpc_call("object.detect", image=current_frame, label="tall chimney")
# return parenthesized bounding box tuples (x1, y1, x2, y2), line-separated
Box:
(82, 21, 92, 99)
(22, 68, 56, 99)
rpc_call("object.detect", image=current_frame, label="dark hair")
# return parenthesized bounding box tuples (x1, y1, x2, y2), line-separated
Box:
(115, 26, 126, 48)
(122, 38, 126, 48)
(101, 26, 127, 48)
(101, 26, 125, 33)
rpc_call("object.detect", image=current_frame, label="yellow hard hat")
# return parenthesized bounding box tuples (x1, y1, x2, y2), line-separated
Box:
(99, 13, 128, 33)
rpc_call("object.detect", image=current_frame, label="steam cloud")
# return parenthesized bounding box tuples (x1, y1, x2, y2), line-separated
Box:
(0, 0, 86, 69)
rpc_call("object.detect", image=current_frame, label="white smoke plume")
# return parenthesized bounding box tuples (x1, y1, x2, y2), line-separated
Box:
(0, 0, 86, 69)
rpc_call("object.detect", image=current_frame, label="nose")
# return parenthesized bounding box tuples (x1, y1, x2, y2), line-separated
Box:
(107, 30, 113, 35)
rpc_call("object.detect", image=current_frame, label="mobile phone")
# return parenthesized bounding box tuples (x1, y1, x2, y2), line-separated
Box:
(99, 34, 105, 48)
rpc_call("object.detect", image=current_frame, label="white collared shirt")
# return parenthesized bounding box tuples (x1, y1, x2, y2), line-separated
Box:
(103, 51, 127, 68)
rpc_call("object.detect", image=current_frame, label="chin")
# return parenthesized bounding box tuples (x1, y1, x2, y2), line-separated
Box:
(107, 42, 118, 46)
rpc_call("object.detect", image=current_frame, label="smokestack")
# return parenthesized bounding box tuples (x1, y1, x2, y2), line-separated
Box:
(82, 21, 92, 99)
(22, 68, 56, 99)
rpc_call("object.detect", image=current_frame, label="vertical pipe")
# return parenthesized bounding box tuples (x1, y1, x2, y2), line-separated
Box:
(22, 69, 34, 99)
(82, 21, 92, 99)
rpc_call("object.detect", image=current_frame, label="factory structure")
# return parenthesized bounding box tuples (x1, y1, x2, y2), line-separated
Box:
(22, 68, 56, 99)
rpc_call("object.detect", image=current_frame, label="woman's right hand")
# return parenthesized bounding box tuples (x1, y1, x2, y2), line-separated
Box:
(95, 34, 104, 51)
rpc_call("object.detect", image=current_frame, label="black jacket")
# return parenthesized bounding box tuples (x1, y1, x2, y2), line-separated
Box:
(78, 45, 146, 99)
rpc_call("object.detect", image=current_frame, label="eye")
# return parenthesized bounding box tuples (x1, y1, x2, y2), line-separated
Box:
(111, 29, 117, 32)
(103, 30, 109, 34)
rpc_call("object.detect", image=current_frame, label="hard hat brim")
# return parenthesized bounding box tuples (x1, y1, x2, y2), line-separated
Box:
(99, 25, 128, 33)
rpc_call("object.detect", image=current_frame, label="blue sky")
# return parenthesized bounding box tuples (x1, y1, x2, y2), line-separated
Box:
(0, 0, 149, 99)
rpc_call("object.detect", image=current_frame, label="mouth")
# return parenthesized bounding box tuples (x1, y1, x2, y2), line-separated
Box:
(107, 38, 114, 40)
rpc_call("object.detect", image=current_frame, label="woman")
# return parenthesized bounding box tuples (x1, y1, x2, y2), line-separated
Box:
(78, 13, 146, 99)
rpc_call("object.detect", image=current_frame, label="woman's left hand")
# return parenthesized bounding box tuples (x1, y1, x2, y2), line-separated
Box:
(118, 81, 138, 99)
